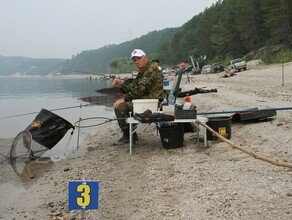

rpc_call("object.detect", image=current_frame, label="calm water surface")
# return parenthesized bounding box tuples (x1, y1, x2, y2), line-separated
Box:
(0, 75, 116, 214)
(0, 76, 114, 137)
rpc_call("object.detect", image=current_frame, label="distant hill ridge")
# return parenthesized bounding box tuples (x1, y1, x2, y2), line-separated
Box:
(0, 55, 65, 76)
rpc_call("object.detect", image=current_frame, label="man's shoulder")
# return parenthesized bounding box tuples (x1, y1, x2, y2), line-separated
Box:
(147, 63, 158, 72)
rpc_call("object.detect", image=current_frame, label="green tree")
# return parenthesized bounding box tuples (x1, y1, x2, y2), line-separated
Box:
(210, 0, 243, 57)
(261, 0, 292, 45)
(236, 0, 265, 51)
(195, 5, 222, 61)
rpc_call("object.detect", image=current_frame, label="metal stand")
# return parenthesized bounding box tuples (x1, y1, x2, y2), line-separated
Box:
(129, 112, 133, 155)
(127, 116, 209, 155)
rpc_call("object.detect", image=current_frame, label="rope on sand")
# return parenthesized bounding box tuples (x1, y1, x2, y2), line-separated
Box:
(195, 119, 292, 169)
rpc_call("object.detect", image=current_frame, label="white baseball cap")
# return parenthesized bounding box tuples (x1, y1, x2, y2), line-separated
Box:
(131, 49, 146, 59)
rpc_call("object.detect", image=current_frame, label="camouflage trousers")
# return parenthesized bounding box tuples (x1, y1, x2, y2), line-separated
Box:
(114, 101, 133, 130)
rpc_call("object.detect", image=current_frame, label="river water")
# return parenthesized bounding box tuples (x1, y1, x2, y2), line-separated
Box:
(0, 75, 116, 214)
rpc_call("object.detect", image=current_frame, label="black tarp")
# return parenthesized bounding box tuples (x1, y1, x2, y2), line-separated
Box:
(177, 88, 218, 97)
(25, 109, 74, 149)
(232, 108, 277, 122)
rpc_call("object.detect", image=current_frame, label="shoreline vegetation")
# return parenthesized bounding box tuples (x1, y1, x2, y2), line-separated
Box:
(2, 61, 292, 219)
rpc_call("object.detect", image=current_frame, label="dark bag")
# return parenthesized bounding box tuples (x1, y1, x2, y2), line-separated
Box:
(25, 108, 74, 149)
(134, 110, 174, 123)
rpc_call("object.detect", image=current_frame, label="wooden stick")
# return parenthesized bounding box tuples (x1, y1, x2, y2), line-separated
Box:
(195, 119, 292, 169)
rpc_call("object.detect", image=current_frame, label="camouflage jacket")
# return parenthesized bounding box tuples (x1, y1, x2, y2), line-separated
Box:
(120, 63, 164, 102)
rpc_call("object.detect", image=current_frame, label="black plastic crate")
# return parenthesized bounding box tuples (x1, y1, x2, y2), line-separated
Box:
(158, 124, 184, 149)
(175, 108, 197, 119)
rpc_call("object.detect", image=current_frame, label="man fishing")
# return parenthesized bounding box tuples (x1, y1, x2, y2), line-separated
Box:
(112, 49, 164, 142)
(152, 59, 163, 74)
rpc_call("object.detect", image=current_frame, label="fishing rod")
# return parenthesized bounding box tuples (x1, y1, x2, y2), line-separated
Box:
(62, 69, 107, 77)
(197, 106, 292, 115)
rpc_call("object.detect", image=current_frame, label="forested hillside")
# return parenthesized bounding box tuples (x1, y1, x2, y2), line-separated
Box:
(1, 0, 291, 75)
(63, 0, 291, 74)
(159, 0, 292, 66)
(61, 28, 178, 74)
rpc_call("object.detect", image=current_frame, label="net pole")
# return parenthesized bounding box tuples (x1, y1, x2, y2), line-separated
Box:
(77, 104, 83, 149)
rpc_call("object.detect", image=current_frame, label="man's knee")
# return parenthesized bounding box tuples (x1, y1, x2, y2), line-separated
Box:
(115, 102, 126, 116)
(115, 101, 133, 116)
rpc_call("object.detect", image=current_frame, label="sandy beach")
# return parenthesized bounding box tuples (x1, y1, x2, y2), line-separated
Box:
(1, 61, 292, 219)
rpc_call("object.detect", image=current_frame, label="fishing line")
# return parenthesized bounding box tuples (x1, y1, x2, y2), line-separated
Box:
(0, 103, 94, 120)
(62, 69, 107, 76)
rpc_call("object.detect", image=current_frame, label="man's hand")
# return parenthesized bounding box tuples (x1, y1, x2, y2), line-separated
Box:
(112, 76, 122, 88)
(113, 98, 124, 109)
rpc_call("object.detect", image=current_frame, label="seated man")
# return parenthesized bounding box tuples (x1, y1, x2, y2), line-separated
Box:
(112, 49, 164, 142)
(152, 59, 163, 74)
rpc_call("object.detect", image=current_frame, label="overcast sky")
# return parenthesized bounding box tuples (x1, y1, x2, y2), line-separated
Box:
(0, 0, 218, 59)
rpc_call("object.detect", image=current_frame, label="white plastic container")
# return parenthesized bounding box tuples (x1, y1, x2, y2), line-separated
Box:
(132, 99, 159, 113)
(162, 105, 175, 115)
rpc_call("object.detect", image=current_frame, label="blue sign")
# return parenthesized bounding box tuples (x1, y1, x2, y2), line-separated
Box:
(68, 180, 99, 210)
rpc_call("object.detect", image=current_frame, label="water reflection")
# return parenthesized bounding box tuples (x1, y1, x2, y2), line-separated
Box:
(0, 76, 113, 99)
(1, 138, 54, 187)
(10, 157, 54, 184)
(0, 155, 55, 213)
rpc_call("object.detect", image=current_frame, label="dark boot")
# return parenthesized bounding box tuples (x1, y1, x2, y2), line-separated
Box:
(118, 129, 138, 143)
